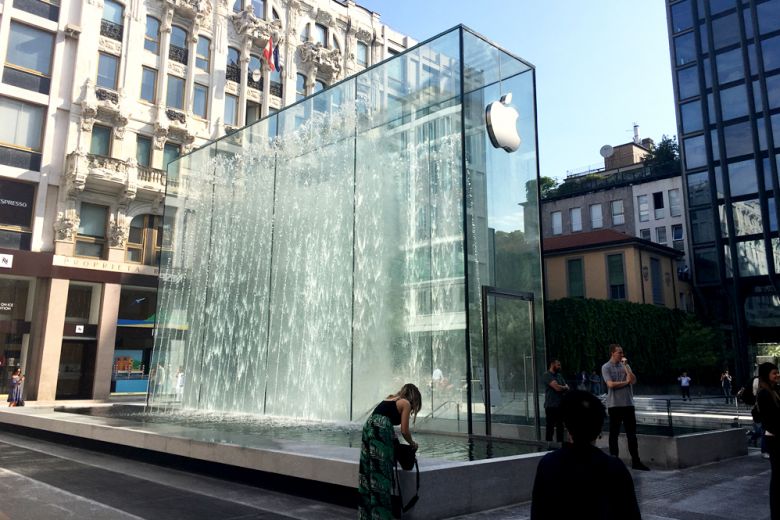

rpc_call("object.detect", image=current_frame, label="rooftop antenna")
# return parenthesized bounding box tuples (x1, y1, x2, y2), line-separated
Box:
(599, 144, 615, 158)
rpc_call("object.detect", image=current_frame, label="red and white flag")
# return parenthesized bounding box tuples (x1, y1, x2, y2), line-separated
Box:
(263, 36, 275, 72)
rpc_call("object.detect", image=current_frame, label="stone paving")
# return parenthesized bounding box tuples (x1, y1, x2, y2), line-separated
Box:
(0, 429, 772, 519)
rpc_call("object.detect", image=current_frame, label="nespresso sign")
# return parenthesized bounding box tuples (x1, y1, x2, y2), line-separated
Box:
(0, 179, 34, 228)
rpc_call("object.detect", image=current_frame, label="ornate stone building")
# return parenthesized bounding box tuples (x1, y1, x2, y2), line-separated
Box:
(0, 0, 412, 401)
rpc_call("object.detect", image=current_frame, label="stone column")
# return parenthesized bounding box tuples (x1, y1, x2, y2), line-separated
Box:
(93, 283, 121, 399)
(29, 278, 69, 402)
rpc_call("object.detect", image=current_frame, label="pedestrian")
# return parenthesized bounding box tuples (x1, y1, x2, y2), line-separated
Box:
(589, 369, 602, 395)
(601, 344, 650, 471)
(531, 390, 641, 520)
(755, 362, 780, 520)
(6, 368, 23, 407)
(542, 359, 569, 442)
(578, 370, 588, 391)
(357, 383, 421, 519)
(721, 370, 733, 404)
(678, 371, 692, 401)
(175, 367, 185, 401)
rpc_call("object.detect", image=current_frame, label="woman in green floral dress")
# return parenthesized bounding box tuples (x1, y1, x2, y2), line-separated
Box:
(358, 383, 421, 519)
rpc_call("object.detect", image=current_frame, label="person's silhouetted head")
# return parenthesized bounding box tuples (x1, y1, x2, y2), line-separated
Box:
(560, 390, 606, 445)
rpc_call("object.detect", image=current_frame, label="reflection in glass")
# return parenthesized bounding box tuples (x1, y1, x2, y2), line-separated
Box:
(684, 135, 706, 169)
(675, 33, 696, 66)
(727, 159, 758, 197)
(737, 240, 768, 276)
(732, 199, 763, 236)
(716, 48, 744, 84)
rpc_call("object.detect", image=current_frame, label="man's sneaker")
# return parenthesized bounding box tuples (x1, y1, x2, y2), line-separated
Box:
(632, 460, 651, 471)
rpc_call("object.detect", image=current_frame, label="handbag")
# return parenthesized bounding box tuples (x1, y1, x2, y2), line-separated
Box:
(391, 440, 419, 518)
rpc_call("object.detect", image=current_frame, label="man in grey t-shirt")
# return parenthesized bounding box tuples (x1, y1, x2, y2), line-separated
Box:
(601, 344, 649, 471)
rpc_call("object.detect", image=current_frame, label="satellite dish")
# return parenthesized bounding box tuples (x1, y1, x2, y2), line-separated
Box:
(251, 69, 262, 82)
(599, 144, 615, 158)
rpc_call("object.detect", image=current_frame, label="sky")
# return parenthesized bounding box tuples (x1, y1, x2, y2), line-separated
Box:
(355, 0, 678, 182)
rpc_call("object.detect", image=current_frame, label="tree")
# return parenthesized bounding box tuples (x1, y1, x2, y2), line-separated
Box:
(671, 318, 723, 380)
(642, 135, 681, 174)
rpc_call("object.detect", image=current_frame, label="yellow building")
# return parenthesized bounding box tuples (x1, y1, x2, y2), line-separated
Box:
(543, 229, 692, 310)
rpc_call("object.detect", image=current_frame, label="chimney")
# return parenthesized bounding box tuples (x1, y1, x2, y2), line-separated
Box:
(633, 123, 640, 145)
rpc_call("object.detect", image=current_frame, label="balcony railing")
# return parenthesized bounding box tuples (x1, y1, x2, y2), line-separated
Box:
(166, 109, 186, 124)
(95, 88, 119, 104)
(138, 165, 166, 185)
(226, 64, 241, 83)
(546, 164, 681, 201)
(248, 73, 262, 90)
(169, 45, 188, 65)
(100, 19, 123, 41)
(270, 81, 283, 98)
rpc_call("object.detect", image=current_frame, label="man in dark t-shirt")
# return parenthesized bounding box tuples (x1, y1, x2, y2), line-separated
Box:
(531, 390, 641, 520)
(542, 359, 569, 442)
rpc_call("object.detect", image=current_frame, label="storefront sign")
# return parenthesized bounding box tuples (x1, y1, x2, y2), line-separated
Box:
(0, 302, 14, 312)
(0, 179, 35, 228)
(53, 255, 159, 276)
(0, 254, 12, 269)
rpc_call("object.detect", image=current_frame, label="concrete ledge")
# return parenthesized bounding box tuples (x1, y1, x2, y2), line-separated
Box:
(0, 407, 544, 519)
(596, 428, 747, 469)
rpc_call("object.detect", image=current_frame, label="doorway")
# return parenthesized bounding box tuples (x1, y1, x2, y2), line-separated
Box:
(56, 341, 96, 399)
(480, 286, 540, 438)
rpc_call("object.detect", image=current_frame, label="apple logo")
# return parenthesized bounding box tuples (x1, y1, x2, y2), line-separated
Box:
(485, 92, 521, 153)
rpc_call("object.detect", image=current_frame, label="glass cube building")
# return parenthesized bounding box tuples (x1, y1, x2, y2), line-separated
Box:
(148, 26, 545, 437)
(667, 0, 780, 378)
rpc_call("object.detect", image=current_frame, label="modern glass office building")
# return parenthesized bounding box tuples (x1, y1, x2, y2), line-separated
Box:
(149, 26, 544, 438)
(667, 0, 780, 379)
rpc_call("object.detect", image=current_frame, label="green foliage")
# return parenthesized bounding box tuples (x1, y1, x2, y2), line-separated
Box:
(529, 177, 560, 200)
(545, 298, 723, 384)
(642, 135, 681, 174)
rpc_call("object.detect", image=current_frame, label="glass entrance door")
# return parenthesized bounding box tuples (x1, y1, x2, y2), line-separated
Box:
(480, 286, 540, 439)
(56, 341, 96, 399)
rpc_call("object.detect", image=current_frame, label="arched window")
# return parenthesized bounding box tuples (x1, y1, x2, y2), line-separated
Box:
(357, 41, 368, 67)
(144, 16, 160, 54)
(126, 214, 163, 265)
(196, 36, 210, 70)
(233, 0, 242, 12)
(248, 54, 262, 89)
(169, 26, 188, 64)
(314, 24, 327, 46)
(226, 47, 241, 83)
(332, 36, 340, 52)
(300, 23, 309, 43)
(101, 0, 124, 41)
(251, 0, 263, 17)
(313, 79, 325, 93)
(296, 73, 306, 100)
(272, 9, 280, 20)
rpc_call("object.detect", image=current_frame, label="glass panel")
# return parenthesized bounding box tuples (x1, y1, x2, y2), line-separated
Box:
(656, 226, 668, 244)
(570, 207, 582, 231)
(770, 198, 778, 232)
(684, 135, 707, 169)
(719, 83, 748, 121)
(567, 259, 584, 298)
(719, 203, 729, 237)
(758, 0, 780, 35)
(171, 26, 187, 48)
(224, 94, 238, 126)
(0, 97, 44, 150)
(763, 35, 780, 73)
(136, 136, 151, 167)
(694, 247, 719, 283)
(193, 85, 207, 118)
(65, 284, 93, 320)
(90, 125, 111, 156)
(681, 100, 703, 133)
(737, 240, 768, 276)
(724, 121, 754, 158)
(716, 48, 744, 84)
(607, 254, 625, 299)
(97, 53, 118, 89)
(732, 199, 763, 235)
(7, 23, 54, 75)
(357, 42, 368, 66)
(145, 16, 160, 54)
(691, 208, 716, 243)
(710, 0, 736, 15)
(687, 170, 711, 206)
(196, 37, 210, 70)
(590, 203, 603, 228)
(78, 203, 107, 238)
(611, 200, 624, 225)
(313, 24, 326, 45)
(675, 33, 696, 66)
(669, 188, 682, 217)
(638, 194, 650, 222)
(103, 0, 123, 23)
(141, 67, 156, 102)
(251, 0, 263, 16)
(552, 211, 562, 234)
(767, 74, 780, 109)
(671, 0, 693, 33)
(677, 66, 699, 100)
(728, 159, 758, 196)
(712, 12, 741, 49)
(166, 76, 184, 109)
